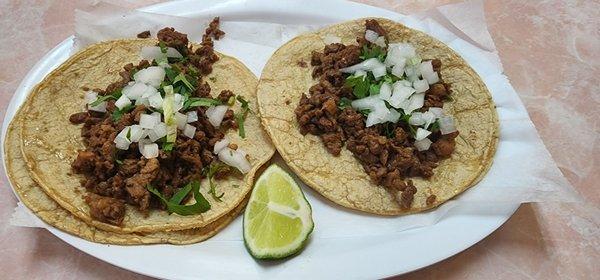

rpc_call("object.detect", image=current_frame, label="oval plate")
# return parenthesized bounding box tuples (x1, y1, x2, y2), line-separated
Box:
(0, 0, 518, 278)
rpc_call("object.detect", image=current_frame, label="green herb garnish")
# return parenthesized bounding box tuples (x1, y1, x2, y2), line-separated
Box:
(159, 41, 168, 53)
(429, 120, 440, 132)
(164, 67, 179, 82)
(204, 162, 229, 201)
(338, 97, 353, 110)
(359, 45, 386, 61)
(183, 97, 221, 111)
(111, 104, 135, 121)
(90, 90, 122, 107)
(344, 74, 371, 98)
(162, 141, 174, 152)
(147, 180, 211, 215)
(173, 73, 195, 91)
(235, 96, 250, 138)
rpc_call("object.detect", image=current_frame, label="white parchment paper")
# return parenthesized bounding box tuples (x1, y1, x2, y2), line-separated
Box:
(11, 0, 581, 239)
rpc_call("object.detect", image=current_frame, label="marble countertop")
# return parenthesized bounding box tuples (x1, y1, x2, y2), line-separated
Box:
(0, 0, 597, 279)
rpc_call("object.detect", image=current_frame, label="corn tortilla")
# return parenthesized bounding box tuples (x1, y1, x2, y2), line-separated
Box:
(257, 18, 498, 215)
(18, 39, 274, 233)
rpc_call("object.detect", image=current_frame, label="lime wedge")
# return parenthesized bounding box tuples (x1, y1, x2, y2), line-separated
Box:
(243, 164, 314, 260)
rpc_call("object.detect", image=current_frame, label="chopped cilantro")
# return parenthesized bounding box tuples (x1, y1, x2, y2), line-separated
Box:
(173, 73, 195, 91)
(90, 90, 122, 107)
(359, 45, 386, 62)
(369, 83, 381, 96)
(204, 162, 229, 201)
(111, 104, 135, 121)
(158, 41, 168, 53)
(162, 141, 174, 152)
(429, 120, 440, 132)
(209, 77, 217, 82)
(338, 97, 353, 110)
(147, 181, 211, 215)
(235, 96, 251, 138)
(183, 97, 221, 111)
(115, 158, 123, 165)
(169, 184, 192, 205)
(164, 67, 179, 82)
(345, 74, 371, 98)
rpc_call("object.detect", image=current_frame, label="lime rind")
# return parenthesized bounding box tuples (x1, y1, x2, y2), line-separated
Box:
(243, 164, 314, 260)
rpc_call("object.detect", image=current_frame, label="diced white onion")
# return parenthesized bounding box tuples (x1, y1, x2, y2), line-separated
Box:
(374, 36, 386, 48)
(139, 113, 158, 129)
(148, 93, 163, 109)
(151, 111, 162, 121)
(391, 63, 404, 78)
(133, 66, 165, 88)
(141, 85, 158, 98)
(415, 128, 432, 141)
(365, 30, 379, 43)
(389, 82, 415, 108)
(122, 82, 147, 100)
(419, 60, 434, 75)
(422, 111, 436, 128)
(340, 58, 384, 74)
(175, 112, 187, 130)
(372, 65, 387, 79)
(351, 95, 385, 111)
(420, 60, 440, 84)
(148, 122, 167, 141)
(115, 94, 131, 110)
(218, 147, 251, 174)
(135, 97, 149, 106)
(205, 105, 229, 127)
(322, 34, 341, 44)
(128, 125, 144, 142)
(213, 138, 230, 154)
(378, 82, 392, 100)
(438, 116, 457, 135)
(422, 71, 440, 85)
(384, 48, 406, 67)
(183, 124, 196, 138)
(395, 43, 417, 58)
(414, 138, 432, 151)
(114, 127, 131, 150)
(186, 111, 198, 123)
(140, 143, 159, 159)
(174, 94, 184, 112)
(409, 112, 426, 126)
(140, 46, 183, 61)
(88, 102, 107, 113)
(382, 108, 401, 123)
(84, 91, 98, 104)
(404, 65, 420, 82)
(413, 79, 429, 93)
(428, 107, 443, 118)
(354, 70, 367, 77)
(404, 92, 425, 114)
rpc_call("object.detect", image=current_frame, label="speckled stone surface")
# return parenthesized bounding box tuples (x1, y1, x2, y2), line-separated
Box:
(0, 0, 597, 279)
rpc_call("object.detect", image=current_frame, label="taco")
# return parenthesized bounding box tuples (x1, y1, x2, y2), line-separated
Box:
(5, 109, 246, 244)
(257, 18, 498, 215)
(18, 18, 275, 233)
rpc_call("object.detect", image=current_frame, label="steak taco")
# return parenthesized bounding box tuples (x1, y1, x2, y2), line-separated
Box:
(257, 18, 498, 215)
(18, 18, 275, 233)
(5, 109, 247, 245)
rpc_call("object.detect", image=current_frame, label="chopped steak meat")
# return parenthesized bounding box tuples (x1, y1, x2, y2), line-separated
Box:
(295, 19, 458, 209)
(70, 20, 235, 225)
(84, 194, 126, 225)
(137, 30, 151, 38)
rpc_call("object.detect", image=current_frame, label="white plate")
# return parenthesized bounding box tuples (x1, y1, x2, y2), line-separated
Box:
(0, 0, 519, 278)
